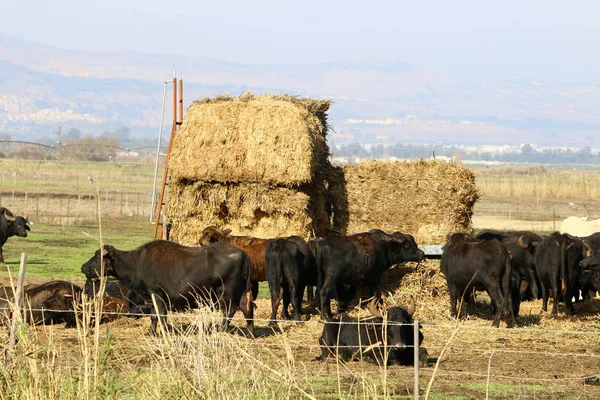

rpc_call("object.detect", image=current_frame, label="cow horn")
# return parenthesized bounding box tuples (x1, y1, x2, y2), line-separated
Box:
(25, 215, 29, 222)
(368, 297, 383, 318)
(405, 296, 416, 317)
(4, 210, 16, 221)
(517, 236, 528, 250)
(583, 241, 592, 258)
(101, 247, 109, 256)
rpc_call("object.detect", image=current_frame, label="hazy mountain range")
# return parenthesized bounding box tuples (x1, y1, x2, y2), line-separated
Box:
(1, 32, 600, 149)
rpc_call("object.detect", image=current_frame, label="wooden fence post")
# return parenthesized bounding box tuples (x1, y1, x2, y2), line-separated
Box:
(8, 253, 28, 354)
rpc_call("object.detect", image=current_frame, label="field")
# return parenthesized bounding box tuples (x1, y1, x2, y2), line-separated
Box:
(1, 159, 600, 399)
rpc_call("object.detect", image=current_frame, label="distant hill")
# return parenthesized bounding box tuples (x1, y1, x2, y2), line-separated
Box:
(1, 32, 600, 148)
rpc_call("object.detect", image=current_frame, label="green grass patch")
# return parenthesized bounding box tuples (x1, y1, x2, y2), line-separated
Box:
(1, 217, 153, 280)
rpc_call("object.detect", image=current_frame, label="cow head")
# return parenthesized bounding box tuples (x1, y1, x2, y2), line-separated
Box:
(14, 216, 30, 237)
(368, 297, 422, 350)
(580, 253, 600, 271)
(389, 232, 425, 264)
(2, 209, 30, 237)
(41, 288, 75, 311)
(199, 226, 232, 246)
(81, 245, 118, 279)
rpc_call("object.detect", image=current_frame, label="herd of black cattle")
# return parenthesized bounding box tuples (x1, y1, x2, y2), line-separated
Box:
(1, 206, 600, 366)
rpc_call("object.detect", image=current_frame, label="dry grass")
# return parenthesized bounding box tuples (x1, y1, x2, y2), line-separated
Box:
(476, 166, 600, 201)
(168, 93, 331, 186)
(333, 160, 480, 244)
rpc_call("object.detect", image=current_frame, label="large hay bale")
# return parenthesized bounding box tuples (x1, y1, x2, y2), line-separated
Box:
(332, 159, 480, 244)
(167, 180, 331, 244)
(169, 93, 331, 186)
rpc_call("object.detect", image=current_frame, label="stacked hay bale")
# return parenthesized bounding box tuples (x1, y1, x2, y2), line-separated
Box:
(166, 93, 332, 244)
(328, 159, 480, 244)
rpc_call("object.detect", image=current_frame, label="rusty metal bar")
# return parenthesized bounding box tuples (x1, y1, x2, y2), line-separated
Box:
(178, 74, 183, 125)
(153, 76, 178, 240)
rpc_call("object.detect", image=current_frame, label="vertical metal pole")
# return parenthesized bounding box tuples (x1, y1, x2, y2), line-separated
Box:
(153, 76, 178, 240)
(413, 319, 420, 400)
(9, 253, 28, 354)
(150, 81, 169, 223)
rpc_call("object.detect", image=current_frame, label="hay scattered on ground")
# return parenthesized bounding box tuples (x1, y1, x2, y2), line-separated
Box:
(333, 159, 480, 244)
(167, 180, 331, 243)
(169, 93, 331, 186)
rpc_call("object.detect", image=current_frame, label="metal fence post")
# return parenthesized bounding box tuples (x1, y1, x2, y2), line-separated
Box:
(414, 319, 420, 400)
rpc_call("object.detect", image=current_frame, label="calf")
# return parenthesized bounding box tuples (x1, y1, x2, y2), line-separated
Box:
(441, 233, 516, 328)
(535, 232, 589, 316)
(317, 297, 425, 366)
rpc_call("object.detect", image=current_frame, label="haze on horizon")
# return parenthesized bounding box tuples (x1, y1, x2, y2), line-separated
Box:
(2, 0, 599, 84)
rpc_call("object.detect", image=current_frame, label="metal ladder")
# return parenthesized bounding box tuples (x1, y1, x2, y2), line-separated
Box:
(150, 73, 183, 240)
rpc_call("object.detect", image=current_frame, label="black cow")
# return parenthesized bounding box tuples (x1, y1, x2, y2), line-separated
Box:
(535, 232, 590, 316)
(476, 230, 543, 300)
(0, 207, 30, 263)
(318, 230, 425, 320)
(317, 297, 426, 366)
(441, 233, 516, 328)
(265, 238, 303, 326)
(287, 236, 318, 308)
(81, 240, 255, 335)
(0, 280, 82, 326)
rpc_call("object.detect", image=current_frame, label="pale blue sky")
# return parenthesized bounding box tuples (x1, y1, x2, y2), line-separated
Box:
(2, 0, 599, 83)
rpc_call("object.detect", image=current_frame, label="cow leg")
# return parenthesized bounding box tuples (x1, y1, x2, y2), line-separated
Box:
(0, 247, 4, 264)
(564, 289, 576, 315)
(540, 284, 549, 312)
(551, 283, 559, 316)
(281, 284, 291, 319)
(286, 279, 302, 322)
(148, 294, 169, 335)
(448, 285, 459, 318)
(238, 291, 255, 337)
(319, 283, 335, 320)
(487, 287, 504, 328)
(306, 285, 314, 306)
(269, 284, 283, 327)
(251, 282, 259, 300)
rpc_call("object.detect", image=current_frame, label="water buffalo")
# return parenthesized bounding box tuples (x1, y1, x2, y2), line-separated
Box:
(318, 230, 425, 320)
(81, 240, 255, 335)
(0, 207, 30, 263)
(441, 233, 516, 328)
(317, 297, 426, 366)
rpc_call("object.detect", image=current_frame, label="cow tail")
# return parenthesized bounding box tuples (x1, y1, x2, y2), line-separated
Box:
(501, 252, 512, 322)
(315, 242, 323, 307)
(560, 239, 567, 296)
(243, 254, 255, 311)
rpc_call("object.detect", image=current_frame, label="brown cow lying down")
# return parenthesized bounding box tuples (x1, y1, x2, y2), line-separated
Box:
(0, 280, 82, 326)
(41, 289, 130, 327)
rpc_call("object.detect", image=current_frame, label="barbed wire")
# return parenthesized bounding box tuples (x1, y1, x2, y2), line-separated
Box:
(5, 305, 600, 336)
